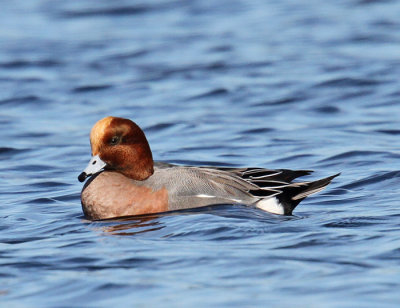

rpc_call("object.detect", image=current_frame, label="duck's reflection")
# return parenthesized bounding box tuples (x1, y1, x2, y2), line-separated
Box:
(89, 204, 292, 236)
(99, 214, 165, 235)
(92, 206, 217, 235)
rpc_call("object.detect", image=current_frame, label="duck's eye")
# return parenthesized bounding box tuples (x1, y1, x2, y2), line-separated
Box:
(110, 136, 120, 145)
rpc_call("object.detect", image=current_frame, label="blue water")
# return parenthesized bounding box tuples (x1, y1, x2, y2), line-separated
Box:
(1, 1, 400, 306)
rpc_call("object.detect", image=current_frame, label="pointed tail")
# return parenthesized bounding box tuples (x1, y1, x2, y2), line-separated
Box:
(276, 173, 340, 215)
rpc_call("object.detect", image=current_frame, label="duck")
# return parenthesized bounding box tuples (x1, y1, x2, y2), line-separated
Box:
(78, 116, 339, 220)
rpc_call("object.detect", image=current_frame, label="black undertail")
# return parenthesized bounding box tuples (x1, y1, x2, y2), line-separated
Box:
(275, 173, 340, 215)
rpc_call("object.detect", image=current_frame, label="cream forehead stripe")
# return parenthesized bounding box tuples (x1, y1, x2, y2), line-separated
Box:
(90, 117, 114, 155)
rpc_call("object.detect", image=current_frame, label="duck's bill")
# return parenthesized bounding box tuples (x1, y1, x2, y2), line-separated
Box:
(78, 155, 107, 182)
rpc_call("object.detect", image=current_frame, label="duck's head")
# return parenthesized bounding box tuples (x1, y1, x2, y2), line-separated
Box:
(78, 116, 154, 182)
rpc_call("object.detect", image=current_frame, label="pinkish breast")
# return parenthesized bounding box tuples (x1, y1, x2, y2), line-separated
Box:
(81, 171, 169, 220)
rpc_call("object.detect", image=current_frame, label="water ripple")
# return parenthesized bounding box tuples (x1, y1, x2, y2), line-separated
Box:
(72, 84, 112, 93)
(315, 77, 382, 88)
(2, 0, 400, 306)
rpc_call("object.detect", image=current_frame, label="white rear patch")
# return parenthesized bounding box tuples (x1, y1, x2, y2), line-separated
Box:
(256, 197, 284, 215)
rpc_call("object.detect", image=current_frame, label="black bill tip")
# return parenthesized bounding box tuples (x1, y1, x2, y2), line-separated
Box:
(78, 172, 88, 182)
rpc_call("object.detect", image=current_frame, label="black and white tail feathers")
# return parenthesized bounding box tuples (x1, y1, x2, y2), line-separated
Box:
(226, 168, 340, 215)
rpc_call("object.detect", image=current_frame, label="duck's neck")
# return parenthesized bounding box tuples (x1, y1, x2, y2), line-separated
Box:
(124, 159, 154, 181)
(123, 143, 154, 181)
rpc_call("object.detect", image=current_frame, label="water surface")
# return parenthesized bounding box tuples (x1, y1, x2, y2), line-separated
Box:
(1, 1, 400, 307)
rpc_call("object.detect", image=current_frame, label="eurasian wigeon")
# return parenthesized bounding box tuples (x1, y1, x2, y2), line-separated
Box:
(78, 116, 339, 220)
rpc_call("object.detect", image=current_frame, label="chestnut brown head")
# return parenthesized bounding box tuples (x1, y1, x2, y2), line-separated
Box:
(79, 116, 154, 182)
